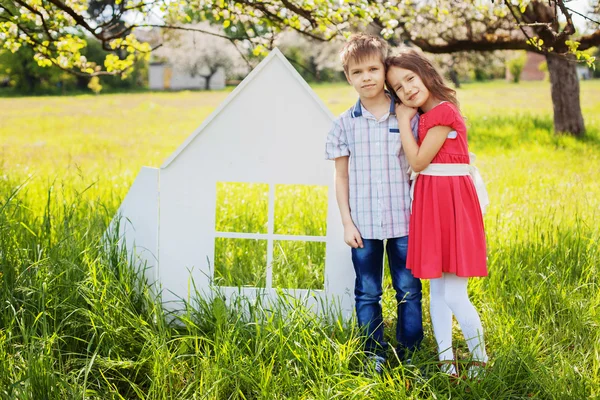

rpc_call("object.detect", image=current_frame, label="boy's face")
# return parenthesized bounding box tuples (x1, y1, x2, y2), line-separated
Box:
(345, 55, 386, 100)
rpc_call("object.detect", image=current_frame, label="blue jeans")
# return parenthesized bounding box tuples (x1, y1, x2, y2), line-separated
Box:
(351, 236, 423, 360)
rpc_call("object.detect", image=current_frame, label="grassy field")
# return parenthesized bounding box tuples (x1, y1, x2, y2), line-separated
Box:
(0, 80, 599, 398)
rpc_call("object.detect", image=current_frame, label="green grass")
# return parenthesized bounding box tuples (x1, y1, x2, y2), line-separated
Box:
(0, 80, 599, 398)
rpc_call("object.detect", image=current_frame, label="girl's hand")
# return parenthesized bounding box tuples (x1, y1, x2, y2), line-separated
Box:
(343, 223, 363, 248)
(396, 103, 418, 123)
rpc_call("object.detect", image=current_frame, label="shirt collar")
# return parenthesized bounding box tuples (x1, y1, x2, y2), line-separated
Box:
(388, 92, 397, 116)
(351, 91, 396, 118)
(351, 98, 363, 118)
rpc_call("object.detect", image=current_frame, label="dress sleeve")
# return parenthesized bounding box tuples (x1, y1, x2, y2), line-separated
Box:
(423, 102, 458, 132)
(325, 119, 350, 160)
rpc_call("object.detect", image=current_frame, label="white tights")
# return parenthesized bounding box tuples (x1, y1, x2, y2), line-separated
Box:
(429, 273, 488, 369)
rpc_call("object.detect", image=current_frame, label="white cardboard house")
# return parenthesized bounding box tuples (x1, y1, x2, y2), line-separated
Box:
(115, 48, 354, 317)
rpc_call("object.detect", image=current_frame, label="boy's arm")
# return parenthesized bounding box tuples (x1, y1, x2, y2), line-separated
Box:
(334, 157, 363, 249)
(401, 114, 421, 180)
(411, 114, 420, 140)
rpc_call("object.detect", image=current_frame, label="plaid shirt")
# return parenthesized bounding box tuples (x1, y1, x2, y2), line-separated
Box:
(325, 96, 419, 240)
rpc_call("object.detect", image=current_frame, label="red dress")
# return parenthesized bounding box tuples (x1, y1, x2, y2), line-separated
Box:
(407, 102, 488, 279)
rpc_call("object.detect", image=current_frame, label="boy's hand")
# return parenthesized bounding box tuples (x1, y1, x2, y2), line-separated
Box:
(396, 103, 418, 123)
(343, 223, 364, 248)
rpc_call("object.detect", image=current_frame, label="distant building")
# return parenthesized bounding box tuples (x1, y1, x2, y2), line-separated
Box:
(506, 51, 594, 82)
(576, 64, 592, 80)
(148, 62, 226, 90)
(136, 26, 235, 91)
(506, 52, 545, 81)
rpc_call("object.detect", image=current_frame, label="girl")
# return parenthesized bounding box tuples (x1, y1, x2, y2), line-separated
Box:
(385, 49, 488, 379)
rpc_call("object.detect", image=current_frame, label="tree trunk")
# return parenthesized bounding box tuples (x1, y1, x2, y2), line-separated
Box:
(546, 54, 585, 136)
(449, 68, 460, 88)
(202, 70, 216, 90)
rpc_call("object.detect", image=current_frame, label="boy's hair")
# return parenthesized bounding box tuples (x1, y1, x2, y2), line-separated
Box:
(341, 33, 388, 75)
(385, 48, 459, 110)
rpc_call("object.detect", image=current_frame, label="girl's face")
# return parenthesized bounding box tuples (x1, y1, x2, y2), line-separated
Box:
(386, 66, 430, 108)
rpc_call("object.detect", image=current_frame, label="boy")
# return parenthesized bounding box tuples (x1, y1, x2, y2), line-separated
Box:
(325, 34, 423, 373)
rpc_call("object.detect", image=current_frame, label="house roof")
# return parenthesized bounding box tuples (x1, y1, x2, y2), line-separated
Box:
(160, 48, 335, 168)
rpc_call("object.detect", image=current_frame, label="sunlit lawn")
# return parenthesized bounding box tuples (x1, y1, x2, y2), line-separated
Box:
(0, 79, 598, 398)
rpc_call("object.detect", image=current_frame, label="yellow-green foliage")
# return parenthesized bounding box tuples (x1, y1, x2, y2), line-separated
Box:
(506, 52, 527, 83)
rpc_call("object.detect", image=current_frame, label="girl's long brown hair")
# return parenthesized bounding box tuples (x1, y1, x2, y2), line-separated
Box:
(385, 49, 459, 111)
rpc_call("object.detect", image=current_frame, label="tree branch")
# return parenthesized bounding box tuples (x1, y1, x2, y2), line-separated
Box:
(252, 3, 329, 41)
(280, 0, 318, 27)
(555, 0, 575, 42)
(565, 6, 600, 26)
(411, 37, 530, 53)
(13, 0, 56, 41)
(578, 29, 600, 50)
(135, 24, 236, 40)
(44, 0, 97, 34)
(505, 1, 536, 44)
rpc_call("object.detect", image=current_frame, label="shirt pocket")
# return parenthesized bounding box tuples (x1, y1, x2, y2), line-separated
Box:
(387, 128, 402, 155)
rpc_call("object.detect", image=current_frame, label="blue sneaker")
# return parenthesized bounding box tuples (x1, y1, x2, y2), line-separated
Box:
(365, 355, 386, 375)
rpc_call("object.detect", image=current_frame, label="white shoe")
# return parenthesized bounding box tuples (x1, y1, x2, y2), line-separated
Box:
(467, 361, 487, 380)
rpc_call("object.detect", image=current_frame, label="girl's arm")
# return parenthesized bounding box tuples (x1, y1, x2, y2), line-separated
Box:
(397, 106, 452, 172)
